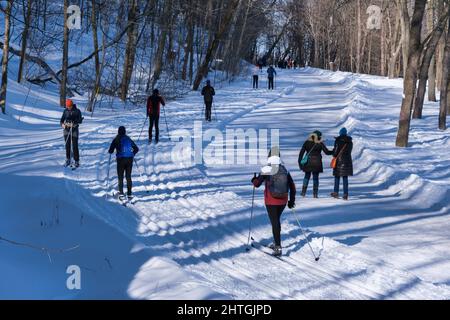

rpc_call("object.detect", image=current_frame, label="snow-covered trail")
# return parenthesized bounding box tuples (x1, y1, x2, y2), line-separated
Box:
(1, 68, 449, 299)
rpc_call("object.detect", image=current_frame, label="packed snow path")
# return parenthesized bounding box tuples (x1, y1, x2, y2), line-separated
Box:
(1, 68, 449, 299)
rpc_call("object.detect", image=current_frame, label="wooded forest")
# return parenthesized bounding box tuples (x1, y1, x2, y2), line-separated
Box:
(1, 0, 449, 147)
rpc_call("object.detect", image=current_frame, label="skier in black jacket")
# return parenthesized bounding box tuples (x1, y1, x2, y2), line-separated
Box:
(60, 99, 83, 167)
(298, 131, 333, 198)
(108, 126, 139, 198)
(330, 128, 354, 200)
(201, 80, 215, 121)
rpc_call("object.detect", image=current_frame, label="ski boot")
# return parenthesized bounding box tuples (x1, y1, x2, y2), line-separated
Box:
(272, 246, 282, 257)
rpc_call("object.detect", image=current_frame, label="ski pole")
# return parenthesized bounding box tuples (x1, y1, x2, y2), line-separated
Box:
(162, 105, 171, 141)
(291, 208, 320, 261)
(214, 103, 218, 122)
(137, 116, 148, 144)
(105, 153, 112, 198)
(246, 173, 257, 251)
(133, 158, 150, 194)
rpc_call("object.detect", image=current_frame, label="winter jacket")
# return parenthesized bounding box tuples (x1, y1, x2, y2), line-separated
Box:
(108, 134, 139, 159)
(332, 135, 353, 177)
(298, 133, 333, 173)
(147, 94, 166, 117)
(253, 66, 260, 76)
(267, 67, 277, 78)
(201, 85, 215, 103)
(252, 167, 296, 206)
(60, 105, 83, 137)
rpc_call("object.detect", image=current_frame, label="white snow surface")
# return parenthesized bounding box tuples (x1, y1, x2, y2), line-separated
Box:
(1, 67, 450, 300)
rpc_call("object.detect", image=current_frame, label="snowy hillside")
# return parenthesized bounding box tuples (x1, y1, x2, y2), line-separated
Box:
(1, 67, 449, 299)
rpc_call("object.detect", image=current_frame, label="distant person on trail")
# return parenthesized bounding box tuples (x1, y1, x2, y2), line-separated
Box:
(201, 80, 215, 122)
(330, 128, 353, 201)
(267, 65, 277, 90)
(108, 126, 139, 199)
(298, 131, 333, 198)
(251, 147, 296, 257)
(252, 64, 259, 89)
(146, 89, 166, 144)
(60, 99, 83, 168)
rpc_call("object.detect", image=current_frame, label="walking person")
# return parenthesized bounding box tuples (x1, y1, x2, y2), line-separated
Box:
(60, 99, 83, 168)
(298, 131, 333, 198)
(251, 147, 296, 257)
(267, 65, 277, 90)
(201, 80, 215, 122)
(252, 64, 259, 89)
(146, 89, 166, 144)
(330, 128, 353, 200)
(108, 126, 139, 200)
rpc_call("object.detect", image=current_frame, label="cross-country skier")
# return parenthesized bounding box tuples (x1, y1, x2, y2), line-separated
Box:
(108, 126, 139, 199)
(60, 99, 83, 168)
(201, 80, 215, 122)
(251, 147, 296, 257)
(298, 131, 333, 198)
(146, 89, 166, 144)
(330, 128, 353, 200)
(267, 65, 277, 90)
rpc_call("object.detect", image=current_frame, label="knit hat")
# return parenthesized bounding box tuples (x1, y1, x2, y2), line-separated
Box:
(339, 127, 348, 136)
(118, 126, 126, 135)
(66, 99, 74, 108)
(313, 130, 322, 140)
(153, 89, 159, 95)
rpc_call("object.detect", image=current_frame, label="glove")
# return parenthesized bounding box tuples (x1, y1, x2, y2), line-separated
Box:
(251, 173, 258, 184)
(288, 200, 295, 209)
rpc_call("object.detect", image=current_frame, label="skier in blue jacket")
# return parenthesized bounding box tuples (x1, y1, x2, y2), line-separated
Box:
(108, 126, 139, 198)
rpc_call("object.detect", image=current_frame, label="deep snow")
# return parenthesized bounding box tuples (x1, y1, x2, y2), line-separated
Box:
(1, 66, 449, 299)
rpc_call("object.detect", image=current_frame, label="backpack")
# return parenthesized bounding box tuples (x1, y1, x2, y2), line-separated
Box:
(118, 136, 134, 158)
(268, 165, 289, 199)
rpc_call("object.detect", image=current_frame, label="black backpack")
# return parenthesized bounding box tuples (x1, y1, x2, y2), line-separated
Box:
(268, 165, 289, 199)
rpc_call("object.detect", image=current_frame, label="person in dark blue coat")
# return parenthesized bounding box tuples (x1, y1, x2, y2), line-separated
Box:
(267, 65, 277, 90)
(330, 128, 354, 200)
(108, 126, 139, 198)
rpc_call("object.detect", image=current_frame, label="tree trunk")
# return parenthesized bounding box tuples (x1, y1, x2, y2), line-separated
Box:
(398, 0, 411, 78)
(396, 0, 427, 147)
(91, 0, 100, 78)
(192, 0, 240, 91)
(120, 0, 139, 101)
(150, 0, 173, 91)
(18, 0, 33, 83)
(0, 0, 12, 114)
(60, 0, 69, 107)
(439, 16, 450, 130)
(356, 0, 362, 74)
(412, 11, 448, 119)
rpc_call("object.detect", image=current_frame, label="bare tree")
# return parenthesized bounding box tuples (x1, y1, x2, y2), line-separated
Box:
(1, 0, 13, 114)
(396, 0, 428, 147)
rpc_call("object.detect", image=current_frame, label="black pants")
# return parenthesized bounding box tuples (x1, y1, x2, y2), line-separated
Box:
(205, 101, 212, 121)
(268, 77, 274, 90)
(64, 130, 79, 162)
(266, 205, 286, 246)
(117, 157, 133, 196)
(303, 172, 319, 193)
(149, 115, 160, 142)
(253, 75, 259, 89)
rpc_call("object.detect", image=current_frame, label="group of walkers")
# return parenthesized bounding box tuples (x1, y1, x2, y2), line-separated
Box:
(251, 129, 354, 257)
(252, 65, 277, 90)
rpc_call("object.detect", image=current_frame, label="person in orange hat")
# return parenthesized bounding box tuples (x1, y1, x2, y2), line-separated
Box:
(60, 99, 83, 168)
